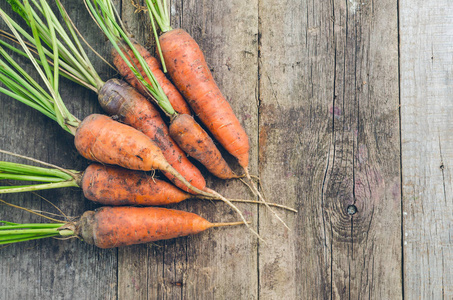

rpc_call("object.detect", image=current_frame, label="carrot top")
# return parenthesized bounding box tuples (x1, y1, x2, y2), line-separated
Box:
(0, 149, 81, 194)
(0, 4, 80, 134)
(85, 0, 176, 116)
(3, 0, 107, 93)
(0, 221, 72, 245)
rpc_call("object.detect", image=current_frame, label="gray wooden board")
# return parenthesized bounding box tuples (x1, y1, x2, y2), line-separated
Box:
(400, 0, 453, 298)
(258, 0, 401, 299)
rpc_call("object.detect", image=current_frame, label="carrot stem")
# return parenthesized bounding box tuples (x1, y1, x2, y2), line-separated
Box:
(0, 181, 79, 194)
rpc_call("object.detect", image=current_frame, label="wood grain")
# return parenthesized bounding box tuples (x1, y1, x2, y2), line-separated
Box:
(258, 0, 401, 299)
(400, 1, 453, 298)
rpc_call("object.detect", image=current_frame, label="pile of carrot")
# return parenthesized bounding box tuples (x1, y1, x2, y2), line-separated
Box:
(0, 0, 295, 248)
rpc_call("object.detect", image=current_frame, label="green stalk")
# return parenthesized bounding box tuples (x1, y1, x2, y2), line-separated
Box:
(0, 161, 74, 180)
(86, 0, 176, 116)
(0, 233, 63, 244)
(0, 3, 81, 135)
(0, 222, 74, 245)
(144, 0, 171, 69)
(0, 150, 82, 194)
(5, 0, 104, 91)
(0, 181, 79, 194)
(0, 33, 98, 92)
(0, 174, 68, 182)
(0, 223, 64, 230)
(0, 228, 67, 236)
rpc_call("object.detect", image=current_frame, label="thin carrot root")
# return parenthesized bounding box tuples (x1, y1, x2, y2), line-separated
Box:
(210, 221, 252, 228)
(195, 194, 297, 212)
(205, 188, 264, 243)
(222, 199, 297, 213)
(243, 168, 291, 231)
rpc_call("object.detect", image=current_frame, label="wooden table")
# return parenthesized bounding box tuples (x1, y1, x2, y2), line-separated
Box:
(0, 0, 451, 299)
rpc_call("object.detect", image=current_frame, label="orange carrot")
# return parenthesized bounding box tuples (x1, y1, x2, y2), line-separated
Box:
(81, 164, 191, 206)
(112, 39, 191, 115)
(159, 29, 250, 170)
(169, 114, 238, 179)
(75, 206, 244, 248)
(98, 79, 206, 192)
(1, 206, 245, 248)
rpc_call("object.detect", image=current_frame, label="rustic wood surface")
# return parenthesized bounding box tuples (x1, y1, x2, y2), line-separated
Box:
(0, 0, 450, 299)
(400, 0, 453, 299)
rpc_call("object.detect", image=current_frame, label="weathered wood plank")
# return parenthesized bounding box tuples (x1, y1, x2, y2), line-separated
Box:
(175, 0, 259, 297)
(400, 1, 453, 298)
(258, 0, 401, 299)
(0, 1, 118, 299)
(119, 0, 259, 299)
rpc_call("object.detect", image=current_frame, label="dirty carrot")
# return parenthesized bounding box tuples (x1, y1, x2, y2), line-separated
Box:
(0, 206, 247, 248)
(169, 114, 239, 179)
(0, 149, 297, 212)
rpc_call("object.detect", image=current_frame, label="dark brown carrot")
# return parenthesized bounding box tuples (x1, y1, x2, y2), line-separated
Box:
(75, 206, 245, 248)
(169, 114, 239, 179)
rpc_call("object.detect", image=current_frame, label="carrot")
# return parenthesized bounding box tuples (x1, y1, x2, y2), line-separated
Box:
(159, 29, 250, 169)
(98, 79, 206, 192)
(169, 114, 239, 179)
(81, 164, 190, 205)
(112, 39, 191, 115)
(0, 206, 246, 248)
(76, 206, 244, 248)
(0, 150, 298, 211)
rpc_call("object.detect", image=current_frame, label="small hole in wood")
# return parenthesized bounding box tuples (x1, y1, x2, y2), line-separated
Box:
(347, 205, 357, 215)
